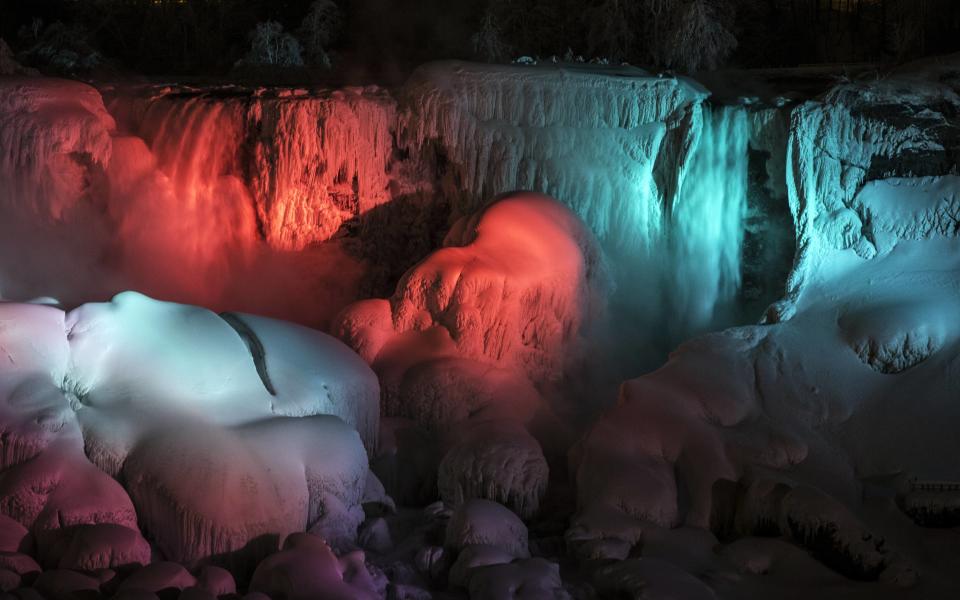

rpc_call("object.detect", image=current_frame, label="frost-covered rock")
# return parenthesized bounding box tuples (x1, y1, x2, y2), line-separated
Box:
(249, 533, 380, 600)
(0, 78, 114, 219)
(467, 558, 569, 600)
(0, 293, 378, 569)
(438, 420, 548, 518)
(444, 500, 529, 558)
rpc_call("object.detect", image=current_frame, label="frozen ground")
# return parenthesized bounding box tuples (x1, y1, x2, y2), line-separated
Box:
(0, 55, 959, 598)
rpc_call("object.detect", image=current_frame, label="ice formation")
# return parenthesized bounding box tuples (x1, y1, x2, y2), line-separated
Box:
(108, 86, 400, 251)
(0, 62, 759, 344)
(3, 53, 960, 599)
(335, 192, 608, 388)
(0, 293, 379, 574)
(571, 65, 960, 598)
(402, 62, 752, 339)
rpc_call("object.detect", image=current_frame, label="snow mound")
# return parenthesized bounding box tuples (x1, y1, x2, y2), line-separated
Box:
(593, 558, 716, 600)
(336, 192, 608, 391)
(438, 420, 548, 518)
(0, 293, 379, 568)
(66, 291, 379, 450)
(249, 533, 380, 600)
(445, 499, 529, 558)
(466, 558, 569, 600)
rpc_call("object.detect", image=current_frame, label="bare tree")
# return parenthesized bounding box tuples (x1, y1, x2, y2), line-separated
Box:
(472, 9, 511, 63)
(242, 21, 303, 67)
(663, 0, 737, 72)
(298, 0, 342, 68)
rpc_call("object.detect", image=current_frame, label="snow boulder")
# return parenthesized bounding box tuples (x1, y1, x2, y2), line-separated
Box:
(0, 293, 380, 571)
(438, 420, 548, 518)
(335, 192, 608, 392)
(248, 533, 380, 600)
(445, 499, 529, 558)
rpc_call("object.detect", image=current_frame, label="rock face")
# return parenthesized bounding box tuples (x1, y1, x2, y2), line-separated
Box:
(0, 293, 379, 570)
(0, 62, 769, 346)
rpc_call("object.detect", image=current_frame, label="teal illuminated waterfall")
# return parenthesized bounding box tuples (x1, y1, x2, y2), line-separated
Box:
(668, 104, 749, 339)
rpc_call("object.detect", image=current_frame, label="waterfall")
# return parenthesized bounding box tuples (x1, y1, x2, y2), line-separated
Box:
(668, 105, 749, 339)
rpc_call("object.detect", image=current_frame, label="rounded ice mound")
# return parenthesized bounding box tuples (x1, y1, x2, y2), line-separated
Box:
(249, 533, 380, 600)
(66, 291, 379, 449)
(438, 420, 548, 518)
(335, 192, 609, 391)
(0, 293, 381, 571)
(445, 499, 529, 558)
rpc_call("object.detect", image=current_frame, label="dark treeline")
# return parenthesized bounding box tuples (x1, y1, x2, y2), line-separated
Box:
(1, 0, 958, 79)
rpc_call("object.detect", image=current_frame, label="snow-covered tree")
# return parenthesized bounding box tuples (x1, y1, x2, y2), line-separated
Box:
(472, 9, 511, 63)
(663, 0, 737, 72)
(298, 0, 342, 68)
(243, 21, 303, 67)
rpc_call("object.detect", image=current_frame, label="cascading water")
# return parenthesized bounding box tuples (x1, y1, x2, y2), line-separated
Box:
(0, 68, 762, 344)
(667, 104, 749, 340)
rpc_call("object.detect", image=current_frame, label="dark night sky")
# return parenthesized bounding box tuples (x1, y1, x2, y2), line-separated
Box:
(2, 0, 959, 81)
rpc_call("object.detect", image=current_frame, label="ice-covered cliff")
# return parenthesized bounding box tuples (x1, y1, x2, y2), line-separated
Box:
(108, 86, 401, 251)
(0, 63, 769, 346)
(770, 65, 960, 321)
(401, 62, 755, 340)
(571, 62, 960, 599)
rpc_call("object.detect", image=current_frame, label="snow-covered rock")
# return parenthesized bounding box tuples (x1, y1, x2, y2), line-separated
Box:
(248, 533, 380, 600)
(438, 420, 548, 518)
(0, 293, 379, 569)
(444, 499, 529, 558)
(336, 192, 607, 393)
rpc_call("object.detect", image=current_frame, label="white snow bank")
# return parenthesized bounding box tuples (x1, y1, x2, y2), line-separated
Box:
(0, 293, 379, 567)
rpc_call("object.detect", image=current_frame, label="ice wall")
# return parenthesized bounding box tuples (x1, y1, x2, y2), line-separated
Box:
(771, 72, 960, 321)
(1, 65, 764, 342)
(110, 86, 399, 251)
(0, 78, 114, 219)
(401, 62, 753, 342)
